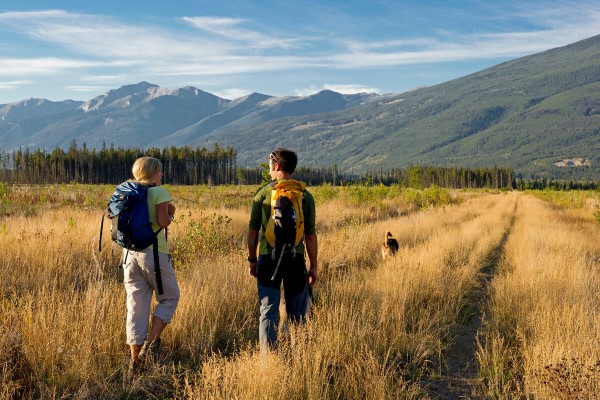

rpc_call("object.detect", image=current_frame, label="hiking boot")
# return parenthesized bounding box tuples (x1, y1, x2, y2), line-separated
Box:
(123, 358, 140, 388)
(138, 338, 161, 363)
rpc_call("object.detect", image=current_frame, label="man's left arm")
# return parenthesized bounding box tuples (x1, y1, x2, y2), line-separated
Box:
(305, 233, 318, 285)
(304, 191, 318, 285)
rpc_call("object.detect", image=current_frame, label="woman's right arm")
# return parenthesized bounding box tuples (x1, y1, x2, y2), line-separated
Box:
(156, 202, 172, 228)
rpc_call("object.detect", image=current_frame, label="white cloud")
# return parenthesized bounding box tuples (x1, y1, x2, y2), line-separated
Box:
(1, 6, 598, 75)
(0, 58, 102, 77)
(324, 84, 379, 94)
(183, 16, 248, 29)
(0, 10, 67, 20)
(0, 10, 230, 60)
(296, 84, 379, 96)
(140, 54, 321, 76)
(329, 2, 600, 68)
(81, 75, 129, 83)
(182, 16, 300, 49)
(330, 27, 600, 69)
(0, 80, 34, 90)
(64, 85, 109, 93)
(211, 87, 253, 100)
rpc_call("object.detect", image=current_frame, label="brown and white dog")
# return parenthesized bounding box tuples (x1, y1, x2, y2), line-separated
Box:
(381, 231, 399, 260)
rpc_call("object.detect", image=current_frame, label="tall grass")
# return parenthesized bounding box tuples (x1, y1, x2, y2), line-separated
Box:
(0, 183, 455, 398)
(7, 184, 588, 399)
(527, 188, 600, 210)
(477, 194, 600, 398)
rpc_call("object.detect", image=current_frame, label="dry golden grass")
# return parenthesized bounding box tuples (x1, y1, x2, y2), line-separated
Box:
(2, 184, 595, 399)
(477, 193, 600, 399)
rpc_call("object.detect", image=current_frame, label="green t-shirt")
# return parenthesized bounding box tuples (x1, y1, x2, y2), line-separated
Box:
(248, 179, 316, 255)
(147, 186, 173, 254)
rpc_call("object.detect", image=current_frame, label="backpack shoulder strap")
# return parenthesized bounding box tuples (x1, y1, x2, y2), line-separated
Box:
(99, 212, 105, 252)
(153, 236, 164, 295)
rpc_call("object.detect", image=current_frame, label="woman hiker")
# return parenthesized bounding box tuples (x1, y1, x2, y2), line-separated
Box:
(122, 157, 180, 380)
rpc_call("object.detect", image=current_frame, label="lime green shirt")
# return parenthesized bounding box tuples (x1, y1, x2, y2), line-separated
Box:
(249, 179, 316, 255)
(147, 186, 173, 254)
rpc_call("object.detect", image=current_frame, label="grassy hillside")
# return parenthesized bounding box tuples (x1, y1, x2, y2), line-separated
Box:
(204, 35, 600, 179)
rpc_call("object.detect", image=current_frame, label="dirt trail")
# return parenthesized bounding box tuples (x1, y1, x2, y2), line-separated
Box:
(421, 197, 518, 399)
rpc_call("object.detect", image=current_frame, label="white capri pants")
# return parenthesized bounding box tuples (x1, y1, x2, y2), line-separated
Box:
(123, 247, 180, 345)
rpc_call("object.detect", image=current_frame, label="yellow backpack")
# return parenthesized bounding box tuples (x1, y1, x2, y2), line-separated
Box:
(264, 179, 305, 259)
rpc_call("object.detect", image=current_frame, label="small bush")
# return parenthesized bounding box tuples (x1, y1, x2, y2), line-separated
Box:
(171, 211, 237, 266)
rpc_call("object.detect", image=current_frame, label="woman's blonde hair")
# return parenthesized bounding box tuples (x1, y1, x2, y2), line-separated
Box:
(132, 157, 162, 183)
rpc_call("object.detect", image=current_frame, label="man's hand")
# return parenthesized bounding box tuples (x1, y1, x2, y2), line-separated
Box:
(305, 233, 318, 286)
(307, 267, 317, 286)
(248, 261, 257, 278)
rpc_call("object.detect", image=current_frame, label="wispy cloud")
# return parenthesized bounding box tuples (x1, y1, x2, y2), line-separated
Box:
(0, 80, 34, 90)
(81, 75, 130, 84)
(296, 84, 379, 96)
(64, 85, 110, 93)
(0, 58, 102, 77)
(0, 10, 229, 60)
(330, 3, 600, 69)
(182, 16, 299, 49)
(1, 6, 598, 72)
(211, 87, 254, 100)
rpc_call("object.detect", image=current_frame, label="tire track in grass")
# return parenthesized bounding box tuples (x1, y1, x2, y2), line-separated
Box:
(421, 195, 519, 400)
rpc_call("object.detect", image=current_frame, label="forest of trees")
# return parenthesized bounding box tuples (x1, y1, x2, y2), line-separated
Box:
(0, 143, 237, 185)
(1, 144, 597, 190)
(512, 177, 598, 190)
(365, 165, 515, 189)
(366, 166, 598, 190)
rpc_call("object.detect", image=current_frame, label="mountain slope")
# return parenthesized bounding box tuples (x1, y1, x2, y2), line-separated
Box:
(146, 92, 274, 147)
(145, 90, 380, 148)
(200, 34, 600, 178)
(0, 98, 83, 146)
(0, 85, 377, 153)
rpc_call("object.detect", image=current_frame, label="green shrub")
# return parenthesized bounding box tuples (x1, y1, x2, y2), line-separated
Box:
(171, 212, 237, 266)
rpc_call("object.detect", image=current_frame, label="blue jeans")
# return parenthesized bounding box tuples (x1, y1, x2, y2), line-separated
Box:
(256, 253, 310, 351)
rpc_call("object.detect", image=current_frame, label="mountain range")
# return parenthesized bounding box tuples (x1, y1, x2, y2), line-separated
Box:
(2, 34, 600, 179)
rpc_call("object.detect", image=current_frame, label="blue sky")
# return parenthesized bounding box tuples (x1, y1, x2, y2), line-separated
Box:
(0, 0, 599, 103)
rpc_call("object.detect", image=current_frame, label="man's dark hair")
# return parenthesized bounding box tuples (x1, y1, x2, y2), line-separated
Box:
(271, 148, 298, 173)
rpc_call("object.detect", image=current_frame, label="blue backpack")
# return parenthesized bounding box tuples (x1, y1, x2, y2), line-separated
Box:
(100, 181, 165, 294)
(105, 181, 161, 250)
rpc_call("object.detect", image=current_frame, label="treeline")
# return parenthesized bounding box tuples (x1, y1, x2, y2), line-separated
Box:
(239, 164, 515, 189)
(514, 177, 598, 190)
(3, 144, 597, 190)
(0, 144, 514, 189)
(367, 167, 599, 190)
(0, 143, 237, 185)
(365, 165, 515, 189)
(235, 165, 352, 186)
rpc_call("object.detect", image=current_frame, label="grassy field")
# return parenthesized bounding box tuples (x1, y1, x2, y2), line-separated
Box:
(0, 184, 598, 399)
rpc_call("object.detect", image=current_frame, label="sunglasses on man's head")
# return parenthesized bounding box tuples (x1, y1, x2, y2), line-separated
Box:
(269, 153, 278, 163)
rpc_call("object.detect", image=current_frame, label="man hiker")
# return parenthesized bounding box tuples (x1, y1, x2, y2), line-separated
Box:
(247, 148, 318, 352)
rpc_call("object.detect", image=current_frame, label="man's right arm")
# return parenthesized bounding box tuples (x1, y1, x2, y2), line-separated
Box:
(247, 189, 264, 278)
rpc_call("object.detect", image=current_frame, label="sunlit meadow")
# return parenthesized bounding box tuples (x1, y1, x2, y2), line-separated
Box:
(0, 183, 598, 399)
